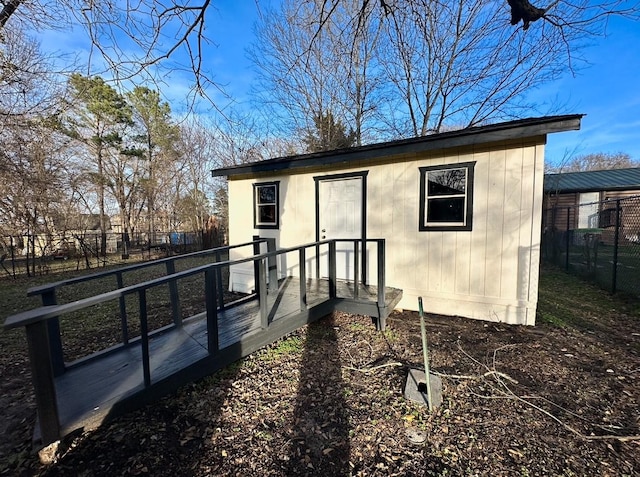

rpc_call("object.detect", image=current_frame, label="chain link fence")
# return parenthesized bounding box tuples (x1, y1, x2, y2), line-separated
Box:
(0, 228, 225, 278)
(542, 195, 640, 296)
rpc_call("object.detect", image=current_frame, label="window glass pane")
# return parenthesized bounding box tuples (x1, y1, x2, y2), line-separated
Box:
(258, 185, 276, 204)
(428, 169, 466, 196)
(258, 205, 276, 224)
(427, 197, 465, 223)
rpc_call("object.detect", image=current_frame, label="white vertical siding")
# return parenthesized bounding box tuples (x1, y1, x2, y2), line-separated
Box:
(226, 139, 545, 325)
(500, 147, 524, 302)
(469, 150, 490, 298)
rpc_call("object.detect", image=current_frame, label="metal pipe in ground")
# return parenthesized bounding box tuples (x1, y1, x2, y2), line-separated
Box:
(418, 297, 433, 411)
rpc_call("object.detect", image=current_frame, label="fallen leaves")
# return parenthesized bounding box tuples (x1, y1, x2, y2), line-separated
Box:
(2, 271, 640, 476)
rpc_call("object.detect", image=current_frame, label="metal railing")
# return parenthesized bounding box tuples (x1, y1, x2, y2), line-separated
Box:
(24, 240, 263, 377)
(4, 237, 389, 445)
(542, 195, 640, 296)
(0, 229, 224, 278)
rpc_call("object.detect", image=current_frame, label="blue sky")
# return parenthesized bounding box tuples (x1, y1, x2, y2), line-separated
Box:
(536, 16, 640, 166)
(37, 2, 640, 166)
(209, 4, 640, 167)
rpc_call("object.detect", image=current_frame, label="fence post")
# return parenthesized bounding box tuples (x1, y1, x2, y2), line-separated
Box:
(612, 199, 621, 294)
(565, 206, 571, 271)
(95, 235, 99, 268)
(10, 235, 16, 278)
(550, 206, 557, 261)
(121, 232, 130, 259)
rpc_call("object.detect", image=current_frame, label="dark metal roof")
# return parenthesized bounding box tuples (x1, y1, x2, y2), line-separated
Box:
(544, 168, 640, 193)
(212, 115, 583, 177)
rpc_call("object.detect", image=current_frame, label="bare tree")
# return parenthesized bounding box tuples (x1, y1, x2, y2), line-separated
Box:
(550, 152, 639, 172)
(376, 0, 564, 136)
(0, 28, 62, 117)
(374, 0, 639, 136)
(0, 26, 75, 271)
(1, 0, 637, 113)
(256, 0, 639, 140)
(127, 86, 180, 243)
(0, 27, 65, 178)
(171, 118, 216, 233)
(0, 118, 77, 273)
(250, 0, 384, 145)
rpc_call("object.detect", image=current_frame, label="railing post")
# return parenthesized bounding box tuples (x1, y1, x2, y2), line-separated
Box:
(266, 237, 278, 293)
(41, 289, 65, 377)
(215, 250, 225, 310)
(253, 235, 261, 297)
(205, 268, 219, 354)
(353, 240, 360, 300)
(299, 248, 307, 311)
(165, 259, 181, 327)
(25, 321, 61, 445)
(565, 207, 571, 271)
(10, 234, 16, 278)
(258, 258, 269, 329)
(612, 199, 621, 294)
(377, 240, 387, 331)
(315, 243, 321, 280)
(328, 240, 337, 299)
(138, 290, 151, 387)
(116, 271, 129, 345)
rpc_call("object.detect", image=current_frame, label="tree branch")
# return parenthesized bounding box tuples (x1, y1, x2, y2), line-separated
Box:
(0, 0, 20, 28)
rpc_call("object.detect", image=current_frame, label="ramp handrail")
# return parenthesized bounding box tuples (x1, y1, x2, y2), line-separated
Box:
(4, 238, 387, 446)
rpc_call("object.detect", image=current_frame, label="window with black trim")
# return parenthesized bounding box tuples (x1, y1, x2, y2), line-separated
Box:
(253, 181, 280, 229)
(419, 162, 475, 231)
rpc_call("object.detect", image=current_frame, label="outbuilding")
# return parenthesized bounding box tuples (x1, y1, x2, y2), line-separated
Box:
(213, 115, 582, 326)
(543, 167, 640, 234)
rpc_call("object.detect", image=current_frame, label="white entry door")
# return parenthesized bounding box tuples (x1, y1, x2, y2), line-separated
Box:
(318, 176, 363, 280)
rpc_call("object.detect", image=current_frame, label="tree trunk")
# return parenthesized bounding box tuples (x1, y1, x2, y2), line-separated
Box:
(97, 147, 108, 258)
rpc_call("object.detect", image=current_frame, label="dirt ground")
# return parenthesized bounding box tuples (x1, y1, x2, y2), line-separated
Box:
(1, 266, 639, 476)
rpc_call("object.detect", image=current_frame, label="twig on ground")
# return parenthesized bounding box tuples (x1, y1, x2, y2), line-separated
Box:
(451, 341, 640, 443)
(433, 370, 519, 384)
(342, 362, 404, 374)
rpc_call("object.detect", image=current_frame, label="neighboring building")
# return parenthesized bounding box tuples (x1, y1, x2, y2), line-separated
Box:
(543, 167, 640, 235)
(213, 115, 582, 326)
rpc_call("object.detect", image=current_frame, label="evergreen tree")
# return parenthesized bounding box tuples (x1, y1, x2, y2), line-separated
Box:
(303, 112, 356, 153)
(65, 74, 132, 256)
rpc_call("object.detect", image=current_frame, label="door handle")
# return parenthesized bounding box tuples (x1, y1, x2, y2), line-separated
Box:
(321, 229, 326, 232)
(322, 236, 326, 239)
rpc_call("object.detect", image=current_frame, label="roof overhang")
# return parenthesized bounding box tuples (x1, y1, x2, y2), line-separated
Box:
(544, 167, 640, 194)
(212, 114, 583, 178)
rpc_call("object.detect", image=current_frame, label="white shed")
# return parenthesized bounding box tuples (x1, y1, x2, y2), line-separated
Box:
(213, 115, 582, 326)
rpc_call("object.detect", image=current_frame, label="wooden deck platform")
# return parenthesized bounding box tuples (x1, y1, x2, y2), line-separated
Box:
(6, 238, 402, 446)
(46, 277, 402, 439)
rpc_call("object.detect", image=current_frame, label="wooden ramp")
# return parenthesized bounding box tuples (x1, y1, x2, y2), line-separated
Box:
(5, 239, 401, 447)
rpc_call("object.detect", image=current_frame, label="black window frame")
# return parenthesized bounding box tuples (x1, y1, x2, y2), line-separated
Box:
(419, 162, 475, 232)
(253, 181, 280, 229)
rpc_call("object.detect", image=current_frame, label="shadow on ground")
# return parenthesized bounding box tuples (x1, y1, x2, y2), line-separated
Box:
(285, 314, 350, 475)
